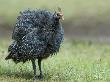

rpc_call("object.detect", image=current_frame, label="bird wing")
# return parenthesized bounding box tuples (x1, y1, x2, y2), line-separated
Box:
(12, 9, 53, 42)
(12, 10, 36, 41)
(19, 30, 48, 58)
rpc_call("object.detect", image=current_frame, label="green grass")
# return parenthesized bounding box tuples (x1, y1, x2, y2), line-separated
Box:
(0, 0, 110, 27)
(0, 39, 110, 82)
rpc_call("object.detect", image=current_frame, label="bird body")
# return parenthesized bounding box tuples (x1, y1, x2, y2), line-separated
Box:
(5, 9, 64, 79)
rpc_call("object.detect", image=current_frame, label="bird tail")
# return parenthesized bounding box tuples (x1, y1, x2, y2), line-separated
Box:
(5, 40, 18, 61)
(5, 41, 28, 63)
(5, 52, 12, 60)
(5, 52, 20, 64)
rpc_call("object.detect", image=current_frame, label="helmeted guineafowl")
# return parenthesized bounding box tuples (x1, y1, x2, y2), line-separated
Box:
(5, 8, 64, 79)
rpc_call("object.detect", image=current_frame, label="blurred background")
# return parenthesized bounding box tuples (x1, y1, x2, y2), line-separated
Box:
(0, 0, 110, 42)
(1, 1, 110, 81)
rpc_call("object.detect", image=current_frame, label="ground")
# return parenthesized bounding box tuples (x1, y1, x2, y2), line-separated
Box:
(0, 0, 110, 82)
(0, 39, 110, 82)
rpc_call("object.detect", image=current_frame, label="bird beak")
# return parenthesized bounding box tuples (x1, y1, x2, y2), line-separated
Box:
(60, 13, 64, 20)
(58, 7, 64, 20)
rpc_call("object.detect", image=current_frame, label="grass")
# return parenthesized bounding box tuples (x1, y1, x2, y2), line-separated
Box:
(0, 0, 110, 27)
(0, 39, 110, 82)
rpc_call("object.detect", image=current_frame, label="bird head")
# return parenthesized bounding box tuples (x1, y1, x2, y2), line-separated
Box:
(53, 7, 64, 21)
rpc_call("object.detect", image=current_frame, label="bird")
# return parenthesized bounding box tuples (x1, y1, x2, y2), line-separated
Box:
(5, 8, 64, 80)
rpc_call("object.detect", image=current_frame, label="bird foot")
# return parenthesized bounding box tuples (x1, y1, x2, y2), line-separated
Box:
(33, 75, 43, 80)
(33, 75, 37, 80)
(38, 75, 43, 80)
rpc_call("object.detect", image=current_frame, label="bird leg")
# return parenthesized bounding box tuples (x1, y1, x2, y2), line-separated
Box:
(38, 59, 43, 79)
(31, 59, 37, 80)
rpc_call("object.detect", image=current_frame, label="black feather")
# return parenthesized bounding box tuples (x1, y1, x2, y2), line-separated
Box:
(6, 9, 64, 63)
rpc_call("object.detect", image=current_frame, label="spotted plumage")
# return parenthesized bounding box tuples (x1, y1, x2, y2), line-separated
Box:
(5, 9, 64, 79)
